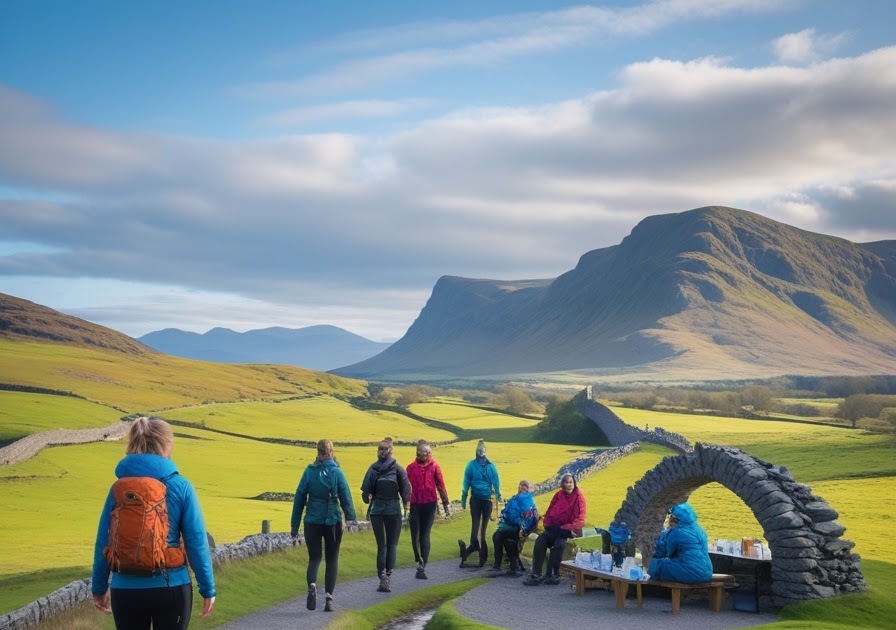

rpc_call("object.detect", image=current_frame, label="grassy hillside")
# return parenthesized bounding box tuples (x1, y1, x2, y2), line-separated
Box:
(0, 339, 367, 411)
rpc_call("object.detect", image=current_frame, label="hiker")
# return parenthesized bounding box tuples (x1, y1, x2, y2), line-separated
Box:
(405, 439, 451, 580)
(91, 416, 216, 628)
(523, 473, 586, 586)
(291, 438, 356, 613)
(459, 439, 502, 568)
(648, 503, 713, 583)
(361, 437, 412, 593)
(490, 479, 539, 576)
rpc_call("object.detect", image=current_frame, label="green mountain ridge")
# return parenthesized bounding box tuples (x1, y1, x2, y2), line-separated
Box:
(336, 206, 896, 381)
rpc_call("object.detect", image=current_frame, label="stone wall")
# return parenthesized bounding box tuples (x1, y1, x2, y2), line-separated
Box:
(612, 443, 867, 608)
(575, 387, 691, 454)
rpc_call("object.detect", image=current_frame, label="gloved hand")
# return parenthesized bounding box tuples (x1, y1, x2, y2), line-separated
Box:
(290, 530, 299, 545)
(443, 502, 451, 517)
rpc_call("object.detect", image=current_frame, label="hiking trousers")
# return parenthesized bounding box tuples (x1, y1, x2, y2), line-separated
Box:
(111, 583, 192, 630)
(304, 521, 343, 595)
(493, 528, 522, 570)
(467, 496, 492, 565)
(409, 502, 438, 566)
(370, 513, 403, 575)
(530, 529, 569, 578)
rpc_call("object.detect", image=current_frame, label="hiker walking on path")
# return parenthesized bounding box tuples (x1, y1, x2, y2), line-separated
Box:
(524, 473, 586, 586)
(291, 438, 356, 613)
(361, 437, 412, 593)
(92, 416, 216, 629)
(406, 439, 451, 580)
(491, 479, 539, 576)
(459, 439, 502, 568)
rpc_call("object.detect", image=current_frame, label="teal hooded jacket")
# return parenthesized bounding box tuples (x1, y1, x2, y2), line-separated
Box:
(292, 458, 356, 530)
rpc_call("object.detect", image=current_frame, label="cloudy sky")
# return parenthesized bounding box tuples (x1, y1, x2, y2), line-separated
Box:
(1, 0, 895, 342)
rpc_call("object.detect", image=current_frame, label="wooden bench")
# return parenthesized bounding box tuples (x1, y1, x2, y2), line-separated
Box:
(560, 561, 735, 614)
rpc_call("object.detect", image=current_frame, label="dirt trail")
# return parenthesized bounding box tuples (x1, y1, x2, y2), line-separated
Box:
(0, 421, 131, 465)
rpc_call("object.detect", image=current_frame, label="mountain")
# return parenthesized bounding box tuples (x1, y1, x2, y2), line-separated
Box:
(139, 325, 391, 372)
(334, 206, 896, 382)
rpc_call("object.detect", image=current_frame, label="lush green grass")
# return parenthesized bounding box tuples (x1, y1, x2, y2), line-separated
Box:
(0, 339, 367, 412)
(0, 391, 123, 442)
(169, 396, 456, 443)
(409, 401, 540, 430)
(321, 579, 487, 630)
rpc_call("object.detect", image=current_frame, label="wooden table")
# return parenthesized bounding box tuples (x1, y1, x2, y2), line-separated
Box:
(561, 561, 733, 614)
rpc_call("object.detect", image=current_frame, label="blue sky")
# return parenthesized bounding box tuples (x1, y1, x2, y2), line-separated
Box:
(1, 0, 895, 342)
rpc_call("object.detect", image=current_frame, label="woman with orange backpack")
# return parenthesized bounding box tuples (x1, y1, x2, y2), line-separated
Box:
(92, 416, 216, 629)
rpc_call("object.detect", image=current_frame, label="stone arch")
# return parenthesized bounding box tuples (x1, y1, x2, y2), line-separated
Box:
(614, 443, 866, 605)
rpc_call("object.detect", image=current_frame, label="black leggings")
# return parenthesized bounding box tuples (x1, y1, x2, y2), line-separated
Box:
(530, 528, 569, 578)
(492, 528, 522, 569)
(467, 497, 492, 564)
(370, 513, 403, 575)
(304, 522, 343, 595)
(111, 583, 193, 630)
(409, 502, 438, 566)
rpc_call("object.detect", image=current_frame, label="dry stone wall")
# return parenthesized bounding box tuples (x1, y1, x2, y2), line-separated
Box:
(613, 443, 867, 607)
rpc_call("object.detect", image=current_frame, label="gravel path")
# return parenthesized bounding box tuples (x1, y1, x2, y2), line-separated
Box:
(218, 559, 778, 630)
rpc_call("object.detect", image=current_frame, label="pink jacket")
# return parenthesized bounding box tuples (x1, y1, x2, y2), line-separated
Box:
(542, 487, 586, 531)
(406, 457, 450, 505)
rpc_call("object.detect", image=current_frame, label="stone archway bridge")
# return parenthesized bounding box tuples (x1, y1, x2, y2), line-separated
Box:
(574, 387, 866, 606)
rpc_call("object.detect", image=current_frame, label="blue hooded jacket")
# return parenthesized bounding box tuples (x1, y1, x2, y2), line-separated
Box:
(496, 491, 537, 533)
(648, 503, 713, 583)
(92, 454, 216, 598)
(292, 458, 356, 529)
(460, 457, 501, 507)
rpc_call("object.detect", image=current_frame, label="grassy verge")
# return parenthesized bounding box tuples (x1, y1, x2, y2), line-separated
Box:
(321, 579, 487, 630)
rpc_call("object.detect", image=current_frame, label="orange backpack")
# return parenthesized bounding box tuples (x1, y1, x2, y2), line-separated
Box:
(104, 476, 186, 576)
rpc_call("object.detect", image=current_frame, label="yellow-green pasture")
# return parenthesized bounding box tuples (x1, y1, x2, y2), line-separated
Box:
(0, 339, 367, 412)
(0, 392, 124, 442)
(0, 423, 589, 580)
(610, 405, 896, 482)
(409, 400, 540, 430)
(166, 396, 457, 443)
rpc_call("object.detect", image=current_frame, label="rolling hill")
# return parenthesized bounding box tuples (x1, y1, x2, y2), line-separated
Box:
(0, 293, 368, 411)
(138, 325, 390, 372)
(335, 206, 896, 382)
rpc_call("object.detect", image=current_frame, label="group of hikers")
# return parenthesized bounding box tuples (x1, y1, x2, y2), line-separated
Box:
(91, 417, 713, 628)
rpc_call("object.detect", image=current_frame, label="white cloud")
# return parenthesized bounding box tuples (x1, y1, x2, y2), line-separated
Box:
(772, 28, 849, 64)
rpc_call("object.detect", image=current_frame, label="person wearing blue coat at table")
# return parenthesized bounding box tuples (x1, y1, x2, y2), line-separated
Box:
(648, 503, 713, 583)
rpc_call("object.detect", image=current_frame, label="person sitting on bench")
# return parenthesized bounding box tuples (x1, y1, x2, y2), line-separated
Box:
(648, 503, 713, 583)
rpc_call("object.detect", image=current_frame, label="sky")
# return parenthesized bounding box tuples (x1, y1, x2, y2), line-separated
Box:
(1, 0, 895, 343)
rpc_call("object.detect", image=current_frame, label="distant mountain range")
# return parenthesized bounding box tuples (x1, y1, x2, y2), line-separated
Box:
(138, 326, 391, 372)
(334, 206, 896, 382)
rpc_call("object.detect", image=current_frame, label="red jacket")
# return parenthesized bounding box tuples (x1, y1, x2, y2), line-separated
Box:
(542, 487, 586, 531)
(406, 457, 450, 505)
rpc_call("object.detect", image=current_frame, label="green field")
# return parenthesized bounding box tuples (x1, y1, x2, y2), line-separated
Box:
(0, 392, 124, 442)
(1, 379, 893, 625)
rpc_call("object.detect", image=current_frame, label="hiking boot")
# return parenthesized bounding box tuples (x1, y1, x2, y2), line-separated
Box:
(492, 562, 501, 570)
(415, 563, 427, 580)
(523, 574, 542, 586)
(306, 584, 317, 610)
(544, 575, 561, 585)
(377, 572, 391, 592)
(506, 569, 523, 578)
(324, 595, 334, 612)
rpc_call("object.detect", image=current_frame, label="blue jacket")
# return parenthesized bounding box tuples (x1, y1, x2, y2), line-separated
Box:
(648, 503, 713, 583)
(92, 454, 216, 598)
(461, 457, 501, 507)
(292, 458, 356, 529)
(496, 491, 537, 533)
(609, 520, 631, 545)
